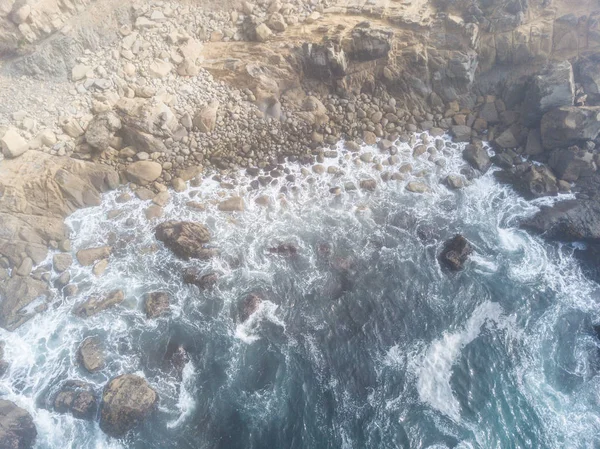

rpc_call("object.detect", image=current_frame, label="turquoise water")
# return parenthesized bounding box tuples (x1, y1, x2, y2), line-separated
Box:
(2, 135, 600, 448)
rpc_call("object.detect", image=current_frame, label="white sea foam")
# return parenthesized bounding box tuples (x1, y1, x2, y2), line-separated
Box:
(414, 301, 504, 421)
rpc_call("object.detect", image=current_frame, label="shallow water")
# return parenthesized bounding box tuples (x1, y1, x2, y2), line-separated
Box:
(2, 135, 600, 449)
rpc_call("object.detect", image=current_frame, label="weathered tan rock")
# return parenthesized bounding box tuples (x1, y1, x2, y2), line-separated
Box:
(73, 290, 124, 318)
(218, 197, 244, 212)
(99, 375, 158, 437)
(53, 253, 72, 273)
(76, 246, 111, 266)
(192, 101, 219, 133)
(77, 337, 105, 373)
(0, 276, 49, 331)
(255, 23, 273, 42)
(125, 161, 163, 185)
(1, 128, 28, 158)
(155, 221, 214, 260)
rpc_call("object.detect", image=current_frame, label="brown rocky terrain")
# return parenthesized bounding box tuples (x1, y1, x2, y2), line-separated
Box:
(2, 0, 600, 444)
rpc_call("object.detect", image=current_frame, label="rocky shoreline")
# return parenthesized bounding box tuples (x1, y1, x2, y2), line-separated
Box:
(3, 0, 600, 446)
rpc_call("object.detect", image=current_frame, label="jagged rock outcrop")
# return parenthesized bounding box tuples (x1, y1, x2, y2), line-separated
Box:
(439, 235, 473, 271)
(54, 380, 98, 420)
(541, 106, 600, 150)
(155, 221, 215, 260)
(522, 200, 600, 241)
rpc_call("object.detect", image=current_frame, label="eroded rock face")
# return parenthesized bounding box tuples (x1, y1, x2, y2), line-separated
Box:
(347, 25, 392, 62)
(541, 106, 600, 150)
(0, 151, 117, 270)
(0, 276, 49, 331)
(99, 375, 158, 438)
(0, 400, 36, 449)
(54, 380, 98, 421)
(155, 221, 214, 260)
(85, 111, 122, 152)
(548, 147, 596, 182)
(522, 61, 575, 126)
(439, 235, 473, 271)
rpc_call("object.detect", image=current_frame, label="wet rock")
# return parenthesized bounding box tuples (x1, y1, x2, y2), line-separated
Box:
(268, 243, 297, 256)
(76, 246, 111, 266)
(99, 374, 158, 438)
(145, 205, 163, 220)
(92, 259, 109, 276)
(439, 235, 473, 271)
(0, 276, 49, 331)
(54, 380, 98, 420)
(218, 197, 244, 212)
(238, 294, 262, 322)
(445, 174, 466, 189)
(0, 342, 7, 377)
(548, 147, 596, 182)
(73, 290, 124, 318)
(144, 292, 171, 319)
(125, 161, 163, 185)
(183, 268, 218, 289)
(462, 143, 491, 173)
(406, 181, 429, 193)
(541, 106, 600, 150)
(359, 179, 377, 191)
(522, 200, 600, 241)
(77, 336, 105, 373)
(523, 61, 574, 126)
(0, 400, 36, 449)
(155, 221, 214, 260)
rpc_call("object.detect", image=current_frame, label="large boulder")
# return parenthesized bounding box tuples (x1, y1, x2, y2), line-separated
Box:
(84, 111, 122, 152)
(522, 200, 600, 241)
(155, 221, 215, 260)
(99, 374, 158, 438)
(76, 246, 111, 266)
(77, 337, 105, 373)
(0, 400, 36, 449)
(439, 235, 473, 271)
(183, 268, 219, 289)
(192, 100, 219, 133)
(462, 143, 491, 173)
(495, 163, 558, 199)
(125, 161, 163, 185)
(238, 294, 262, 322)
(0, 276, 49, 331)
(541, 106, 600, 150)
(73, 290, 124, 318)
(54, 380, 98, 420)
(301, 42, 347, 80)
(522, 61, 575, 126)
(1, 128, 28, 158)
(548, 147, 596, 182)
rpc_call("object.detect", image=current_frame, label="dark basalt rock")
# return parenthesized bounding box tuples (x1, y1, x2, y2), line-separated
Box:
(183, 268, 219, 289)
(439, 235, 473, 271)
(99, 374, 158, 438)
(54, 380, 98, 420)
(494, 162, 558, 199)
(521, 200, 600, 241)
(540, 106, 600, 150)
(268, 243, 298, 256)
(0, 400, 37, 449)
(238, 294, 262, 322)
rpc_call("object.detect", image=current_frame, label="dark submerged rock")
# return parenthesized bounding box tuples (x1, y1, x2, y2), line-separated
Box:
(238, 294, 262, 322)
(155, 221, 215, 260)
(522, 200, 600, 241)
(54, 380, 98, 420)
(439, 235, 473, 271)
(99, 374, 158, 438)
(144, 292, 171, 319)
(0, 400, 37, 449)
(268, 243, 298, 256)
(183, 268, 219, 289)
(73, 290, 124, 318)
